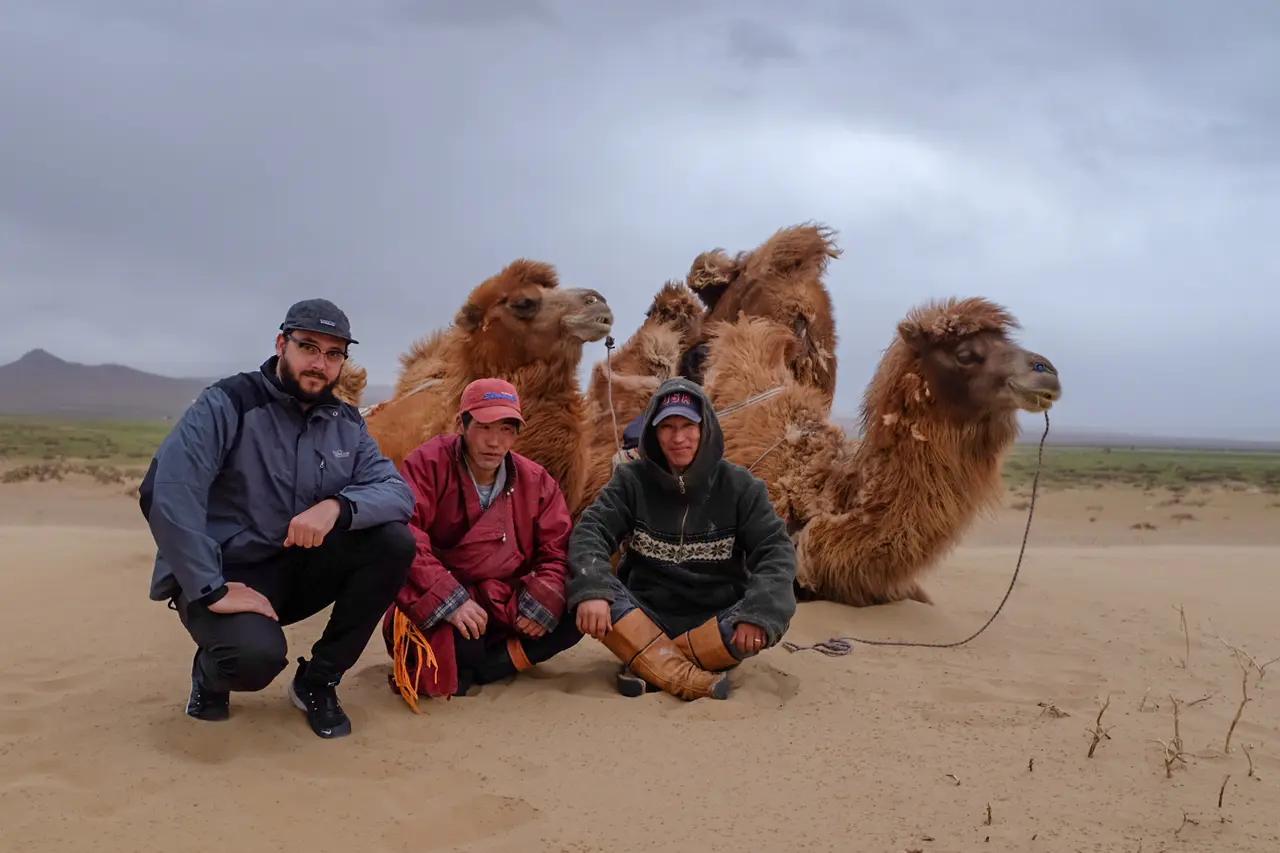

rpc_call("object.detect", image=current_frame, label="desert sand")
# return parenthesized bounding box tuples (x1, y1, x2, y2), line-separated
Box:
(2, 477, 1278, 852)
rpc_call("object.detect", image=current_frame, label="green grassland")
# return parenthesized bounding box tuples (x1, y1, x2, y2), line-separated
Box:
(2, 416, 1278, 492)
(1003, 445, 1280, 492)
(0, 415, 173, 465)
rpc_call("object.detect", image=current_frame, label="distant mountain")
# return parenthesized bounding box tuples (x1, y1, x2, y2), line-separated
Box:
(0, 350, 394, 420)
(0, 349, 213, 420)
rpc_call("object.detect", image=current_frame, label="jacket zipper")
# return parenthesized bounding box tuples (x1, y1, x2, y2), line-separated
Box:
(677, 474, 688, 555)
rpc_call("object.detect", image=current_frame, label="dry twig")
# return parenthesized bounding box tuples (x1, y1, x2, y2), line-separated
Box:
(1218, 774, 1231, 809)
(1242, 744, 1257, 778)
(1186, 692, 1216, 707)
(1214, 636, 1279, 680)
(984, 803, 992, 826)
(1086, 694, 1113, 758)
(1225, 663, 1251, 755)
(1175, 604, 1190, 668)
(1155, 696, 1188, 777)
(1175, 811, 1199, 836)
(944, 773, 960, 786)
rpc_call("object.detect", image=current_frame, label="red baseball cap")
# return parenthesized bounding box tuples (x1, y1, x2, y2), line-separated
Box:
(459, 378, 525, 425)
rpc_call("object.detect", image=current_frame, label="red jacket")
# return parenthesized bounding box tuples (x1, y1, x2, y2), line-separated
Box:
(383, 433, 572, 698)
(394, 433, 572, 626)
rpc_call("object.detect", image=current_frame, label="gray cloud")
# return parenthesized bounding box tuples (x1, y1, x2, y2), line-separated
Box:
(727, 19, 802, 67)
(3, 0, 1278, 439)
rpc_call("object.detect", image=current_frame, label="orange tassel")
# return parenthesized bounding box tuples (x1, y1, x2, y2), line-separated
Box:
(391, 608, 438, 713)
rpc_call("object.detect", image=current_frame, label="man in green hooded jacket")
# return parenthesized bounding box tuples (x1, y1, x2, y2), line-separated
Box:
(568, 378, 797, 700)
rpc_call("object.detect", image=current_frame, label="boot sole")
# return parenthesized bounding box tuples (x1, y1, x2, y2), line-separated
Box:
(616, 670, 646, 698)
(288, 682, 353, 739)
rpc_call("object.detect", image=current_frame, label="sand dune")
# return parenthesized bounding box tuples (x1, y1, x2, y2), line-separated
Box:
(1, 480, 1277, 852)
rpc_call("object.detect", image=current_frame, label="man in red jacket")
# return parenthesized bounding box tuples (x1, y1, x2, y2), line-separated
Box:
(382, 378, 580, 699)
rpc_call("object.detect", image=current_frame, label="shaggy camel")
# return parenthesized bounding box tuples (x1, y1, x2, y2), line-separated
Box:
(702, 297, 1061, 607)
(684, 223, 842, 402)
(357, 259, 613, 513)
(577, 281, 704, 515)
(333, 362, 366, 407)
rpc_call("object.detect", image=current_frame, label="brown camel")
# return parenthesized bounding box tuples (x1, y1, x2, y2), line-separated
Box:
(333, 362, 367, 407)
(577, 281, 704, 515)
(702, 297, 1061, 607)
(684, 223, 842, 402)
(356, 259, 613, 513)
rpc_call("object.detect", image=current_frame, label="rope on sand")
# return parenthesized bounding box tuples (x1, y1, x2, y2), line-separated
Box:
(783, 411, 1051, 655)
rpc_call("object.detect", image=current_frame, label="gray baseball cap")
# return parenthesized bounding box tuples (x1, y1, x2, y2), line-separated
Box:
(280, 298, 358, 344)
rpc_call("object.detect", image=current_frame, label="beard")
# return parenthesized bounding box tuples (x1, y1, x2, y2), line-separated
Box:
(277, 357, 338, 403)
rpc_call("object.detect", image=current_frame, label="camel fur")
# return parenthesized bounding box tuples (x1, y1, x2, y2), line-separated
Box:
(577, 281, 704, 515)
(685, 223, 842, 402)
(357, 259, 613, 513)
(701, 297, 1061, 607)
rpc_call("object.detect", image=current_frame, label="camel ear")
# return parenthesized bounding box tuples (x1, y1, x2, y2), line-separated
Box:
(898, 320, 925, 353)
(456, 302, 484, 331)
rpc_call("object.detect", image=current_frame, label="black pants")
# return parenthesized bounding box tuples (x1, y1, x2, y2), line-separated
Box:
(176, 523, 415, 692)
(454, 617, 583, 694)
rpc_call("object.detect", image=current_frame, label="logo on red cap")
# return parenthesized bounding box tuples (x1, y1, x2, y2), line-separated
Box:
(459, 378, 525, 424)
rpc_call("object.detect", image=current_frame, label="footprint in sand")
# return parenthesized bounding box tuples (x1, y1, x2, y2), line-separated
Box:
(379, 793, 538, 850)
(677, 660, 800, 721)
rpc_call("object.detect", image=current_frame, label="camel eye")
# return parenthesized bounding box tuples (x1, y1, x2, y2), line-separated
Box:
(1033, 361, 1051, 373)
(955, 349, 981, 365)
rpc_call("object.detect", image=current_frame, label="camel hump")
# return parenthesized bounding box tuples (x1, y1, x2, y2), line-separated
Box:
(743, 223, 842, 282)
(686, 249, 739, 311)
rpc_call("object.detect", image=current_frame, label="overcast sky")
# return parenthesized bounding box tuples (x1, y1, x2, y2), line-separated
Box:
(3, 1, 1278, 439)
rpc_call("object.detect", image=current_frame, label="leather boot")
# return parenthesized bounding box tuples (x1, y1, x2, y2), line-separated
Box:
(673, 618, 741, 672)
(601, 610, 729, 701)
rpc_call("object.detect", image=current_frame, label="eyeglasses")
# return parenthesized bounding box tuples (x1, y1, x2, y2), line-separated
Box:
(285, 333, 349, 365)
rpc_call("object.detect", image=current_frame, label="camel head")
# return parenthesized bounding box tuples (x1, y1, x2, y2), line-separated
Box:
(645, 282, 704, 338)
(455, 259, 613, 365)
(686, 249, 741, 311)
(894, 297, 1062, 420)
(553, 287, 614, 343)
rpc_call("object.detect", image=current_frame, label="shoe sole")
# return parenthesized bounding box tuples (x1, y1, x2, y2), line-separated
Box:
(185, 688, 229, 722)
(288, 682, 352, 739)
(185, 705, 229, 722)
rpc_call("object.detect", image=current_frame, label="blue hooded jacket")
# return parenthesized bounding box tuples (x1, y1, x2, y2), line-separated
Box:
(141, 356, 414, 605)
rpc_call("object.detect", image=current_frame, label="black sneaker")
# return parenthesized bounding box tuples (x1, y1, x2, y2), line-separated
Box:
(288, 658, 352, 739)
(186, 657, 230, 721)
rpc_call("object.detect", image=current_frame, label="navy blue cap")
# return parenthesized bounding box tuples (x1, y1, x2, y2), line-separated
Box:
(280, 298, 358, 344)
(652, 390, 702, 426)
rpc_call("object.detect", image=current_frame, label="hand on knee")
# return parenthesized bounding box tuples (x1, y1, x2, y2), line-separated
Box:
(729, 622, 768, 659)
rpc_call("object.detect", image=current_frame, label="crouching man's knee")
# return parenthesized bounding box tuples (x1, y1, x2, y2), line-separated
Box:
(366, 522, 416, 585)
(214, 633, 288, 692)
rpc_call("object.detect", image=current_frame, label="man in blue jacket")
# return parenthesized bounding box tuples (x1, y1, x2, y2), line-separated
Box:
(141, 299, 415, 739)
